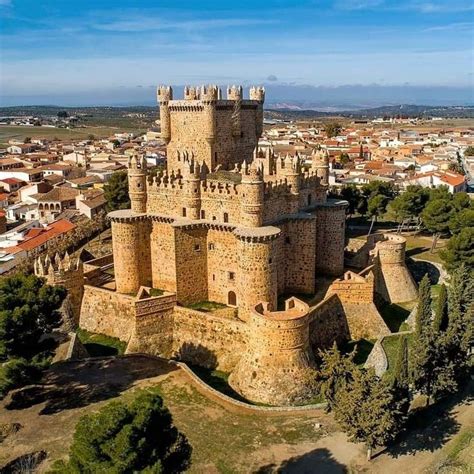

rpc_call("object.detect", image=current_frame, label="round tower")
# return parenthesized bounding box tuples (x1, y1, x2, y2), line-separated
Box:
(373, 234, 418, 303)
(201, 85, 218, 153)
(228, 297, 317, 406)
(312, 147, 330, 186)
(239, 163, 264, 227)
(315, 199, 348, 276)
(235, 226, 280, 320)
(249, 86, 265, 138)
(34, 252, 84, 327)
(128, 154, 148, 214)
(182, 157, 201, 220)
(109, 211, 151, 294)
(157, 85, 172, 144)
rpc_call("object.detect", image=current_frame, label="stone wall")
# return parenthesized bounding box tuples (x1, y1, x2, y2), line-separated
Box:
(172, 306, 248, 371)
(79, 285, 136, 341)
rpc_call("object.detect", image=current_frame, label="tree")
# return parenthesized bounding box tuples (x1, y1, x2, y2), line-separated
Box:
(57, 391, 192, 473)
(433, 284, 448, 333)
(390, 336, 410, 422)
(340, 185, 361, 217)
(452, 192, 472, 211)
(325, 122, 342, 138)
(0, 274, 66, 360)
(87, 134, 96, 141)
(441, 227, 474, 270)
(333, 367, 400, 461)
(318, 342, 356, 411)
(23, 137, 31, 144)
(448, 162, 465, 175)
(463, 146, 474, 156)
(386, 185, 429, 230)
(449, 208, 474, 235)
(103, 171, 130, 212)
(421, 198, 455, 251)
(57, 110, 69, 119)
(339, 153, 350, 166)
(410, 275, 435, 405)
(367, 194, 388, 221)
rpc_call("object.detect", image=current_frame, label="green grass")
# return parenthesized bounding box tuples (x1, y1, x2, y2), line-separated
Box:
(445, 428, 474, 462)
(149, 288, 164, 297)
(185, 301, 228, 313)
(77, 328, 126, 357)
(382, 333, 414, 378)
(188, 365, 250, 403)
(378, 301, 415, 332)
(404, 235, 447, 264)
(341, 338, 375, 366)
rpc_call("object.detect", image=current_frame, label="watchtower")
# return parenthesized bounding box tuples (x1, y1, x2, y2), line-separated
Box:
(128, 154, 148, 214)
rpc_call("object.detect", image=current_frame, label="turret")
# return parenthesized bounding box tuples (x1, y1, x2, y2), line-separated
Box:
(34, 252, 84, 327)
(250, 86, 265, 138)
(157, 85, 173, 144)
(183, 85, 198, 100)
(240, 162, 264, 227)
(128, 154, 148, 213)
(181, 153, 201, 220)
(312, 147, 329, 186)
(202, 85, 217, 146)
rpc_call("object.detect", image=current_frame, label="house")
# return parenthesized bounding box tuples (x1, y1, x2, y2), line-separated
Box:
(19, 182, 53, 203)
(66, 175, 102, 189)
(0, 193, 9, 209)
(6, 144, 36, 155)
(0, 157, 25, 170)
(75, 189, 107, 218)
(405, 171, 467, 193)
(33, 187, 80, 220)
(63, 151, 87, 166)
(0, 168, 44, 183)
(0, 177, 26, 192)
(0, 219, 76, 273)
(5, 202, 38, 221)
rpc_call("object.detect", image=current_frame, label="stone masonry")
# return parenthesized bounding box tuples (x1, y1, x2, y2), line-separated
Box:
(69, 85, 419, 405)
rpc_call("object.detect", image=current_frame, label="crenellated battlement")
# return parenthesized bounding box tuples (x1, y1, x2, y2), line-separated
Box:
(35, 252, 82, 278)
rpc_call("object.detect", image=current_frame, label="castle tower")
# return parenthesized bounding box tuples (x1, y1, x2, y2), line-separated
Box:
(34, 252, 84, 327)
(372, 234, 418, 303)
(249, 86, 265, 138)
(128, 154, 148, 214)
(279, 154, 301, 214)
(109, 212, 152, 294)
(182, 155, 201, 220)
(239, 162, 264, 227)
(228, 298, 317, 405)
(315, 200, 347, 276)
(312, 147, 330, 186)
(227, 85, 242, 138)
(157, 85, 172, 144)
(235, 226, 280, 320)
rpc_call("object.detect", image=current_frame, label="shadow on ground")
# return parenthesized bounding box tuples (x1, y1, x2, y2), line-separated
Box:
(4, 356, 177, 415)
(255, 448, 347, 473)
(386, 385, 472, 458)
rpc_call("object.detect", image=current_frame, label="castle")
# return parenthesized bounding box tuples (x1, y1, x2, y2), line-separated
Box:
(36, 85, 418, 406)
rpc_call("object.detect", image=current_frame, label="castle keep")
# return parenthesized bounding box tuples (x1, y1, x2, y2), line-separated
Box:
(41, 85, 418, 406)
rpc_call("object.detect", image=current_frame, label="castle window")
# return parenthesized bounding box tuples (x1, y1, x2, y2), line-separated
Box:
(201, 210, 205, 219)
(285, 236, 291, 244)
(194, 244, 201, 252)
(307, 194, 312, 206)
(212, 216, 216, 221)
(212, 274, 216, 281)
(182, 208, 187, 217)
(214, 152, 218, 161)
(209, 243, 215, 250)
(228, 271, 235, 281)
(223, 212, 229, 223)
(269, 258, 272, 264)
(137, 183, 141, 188)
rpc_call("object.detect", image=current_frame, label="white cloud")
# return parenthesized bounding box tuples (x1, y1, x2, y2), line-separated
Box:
(0, 0, 12, 6)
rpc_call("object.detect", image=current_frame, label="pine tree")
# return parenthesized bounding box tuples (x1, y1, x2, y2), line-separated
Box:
(410, 274, 435, 405)
(333, 368, 400, 461)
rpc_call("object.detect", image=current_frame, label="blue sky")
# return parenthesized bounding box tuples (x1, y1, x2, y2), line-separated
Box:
(0, 0, 473, 105)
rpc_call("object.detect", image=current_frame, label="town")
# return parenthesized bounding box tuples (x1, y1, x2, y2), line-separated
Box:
(0, 106, 472, 276)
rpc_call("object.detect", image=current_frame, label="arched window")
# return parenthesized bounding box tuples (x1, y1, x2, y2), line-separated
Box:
(223, 212, 229, 223)
(201, 210, 205, 219)
(228, 290, 237, 306)
(307, 194, 312, 206)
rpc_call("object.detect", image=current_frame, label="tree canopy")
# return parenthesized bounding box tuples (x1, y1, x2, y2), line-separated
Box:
(103, 171, 131, 212)
(57, 391, 192, 473)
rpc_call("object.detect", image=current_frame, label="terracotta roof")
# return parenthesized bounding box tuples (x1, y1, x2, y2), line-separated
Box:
(36, 187, 79, 202)
(0, 178, 24, 184)
(16, 219, 75, 252)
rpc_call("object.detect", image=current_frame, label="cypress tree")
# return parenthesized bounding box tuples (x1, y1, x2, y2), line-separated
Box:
(433, 284, 448, 332)
(391, 336, 410, 424)
(410, 274, 434, 405)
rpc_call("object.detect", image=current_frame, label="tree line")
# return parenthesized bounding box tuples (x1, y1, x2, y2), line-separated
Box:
(316, 264, 473, 460)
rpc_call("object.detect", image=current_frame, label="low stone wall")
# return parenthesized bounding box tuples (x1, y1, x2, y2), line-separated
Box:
(79, 285, 136, 342)
(83, 254, 114, 272)
(172, 306, 248, 372)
